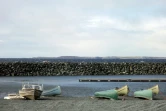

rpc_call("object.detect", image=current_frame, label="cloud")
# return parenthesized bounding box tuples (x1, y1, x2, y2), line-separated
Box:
(0, 29, 11, 35)
(86, 16, 166, 31)
(86, 16, 136, 31)
(0, 0, 166, 57)
(141, 18, 166, 30)
(0, 40, 4, 43)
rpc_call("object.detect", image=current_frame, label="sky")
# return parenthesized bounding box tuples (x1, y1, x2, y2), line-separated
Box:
(0, 0, 166, 58)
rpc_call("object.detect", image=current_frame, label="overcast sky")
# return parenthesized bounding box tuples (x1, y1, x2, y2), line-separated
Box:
(0, 0, 166, 58)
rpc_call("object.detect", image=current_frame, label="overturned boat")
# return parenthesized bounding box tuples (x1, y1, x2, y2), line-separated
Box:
(134, 85, 159, 100)
(94, 89, 118, 100)
(134, 89, 153, 100)
(94, 85, 129, 100)
(148, 85, 159, 95)
(116, 85, 129, 96)
(19, 83, 43, 100)
(41, 86, 61, 96)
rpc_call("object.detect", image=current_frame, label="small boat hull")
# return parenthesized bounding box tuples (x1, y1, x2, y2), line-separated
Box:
(134, 89, 153, 100)
(19, 89, 42, 100)
(42, 86, 61, 96)
(148, 85, 159, 95)
(94, 89, 118, 100)
(116, 85, 129, 96)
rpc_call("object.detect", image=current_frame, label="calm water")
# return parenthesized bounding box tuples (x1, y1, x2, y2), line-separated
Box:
(0, 75, 166, 98)
(1, 58, 166, 63)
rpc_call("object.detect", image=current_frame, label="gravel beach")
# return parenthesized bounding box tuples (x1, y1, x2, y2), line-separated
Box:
(1, 96, 166, 111)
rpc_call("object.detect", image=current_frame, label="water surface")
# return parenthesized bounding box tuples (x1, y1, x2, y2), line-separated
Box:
(0, 75, 166, 98)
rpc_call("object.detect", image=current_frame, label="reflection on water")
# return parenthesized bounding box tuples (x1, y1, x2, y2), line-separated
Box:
(0, 75, 166, 98)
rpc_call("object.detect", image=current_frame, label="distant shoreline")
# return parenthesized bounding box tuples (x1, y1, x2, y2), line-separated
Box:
(1, 56, 166, 59)
(1, 58, 166, 63)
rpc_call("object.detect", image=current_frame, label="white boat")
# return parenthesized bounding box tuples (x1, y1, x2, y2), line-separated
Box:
(4, 93, 25, 100)
(19, 83, 43, 100)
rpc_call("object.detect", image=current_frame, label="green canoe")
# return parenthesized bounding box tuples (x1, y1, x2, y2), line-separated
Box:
(134, 89, 153, 100)
(94, 89, 118, 100)
(41, 86, 61, 96)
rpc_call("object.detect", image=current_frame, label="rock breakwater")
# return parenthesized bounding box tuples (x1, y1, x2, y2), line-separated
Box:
(0, 62, 166, 76)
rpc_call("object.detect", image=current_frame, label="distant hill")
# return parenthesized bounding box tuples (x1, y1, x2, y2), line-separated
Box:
(1, 56, 166, 63)
(33, 56, 166, 59)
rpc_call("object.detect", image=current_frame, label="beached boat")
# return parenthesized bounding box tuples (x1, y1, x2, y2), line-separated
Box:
(134, 89, 153, 100)
(116, 85, 129, 96)
(94, 89, 118, 100)
(4, 93, 25, 100)
(148, 85, 159, 95)
(19, 83, 43, 100)
(41, 86, 61, 96)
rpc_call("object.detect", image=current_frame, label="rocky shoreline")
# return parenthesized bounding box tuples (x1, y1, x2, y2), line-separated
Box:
(0, 62, 166, 76)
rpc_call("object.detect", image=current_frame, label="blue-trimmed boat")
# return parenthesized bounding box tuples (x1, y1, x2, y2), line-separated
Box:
(41, 86, 61, 96)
